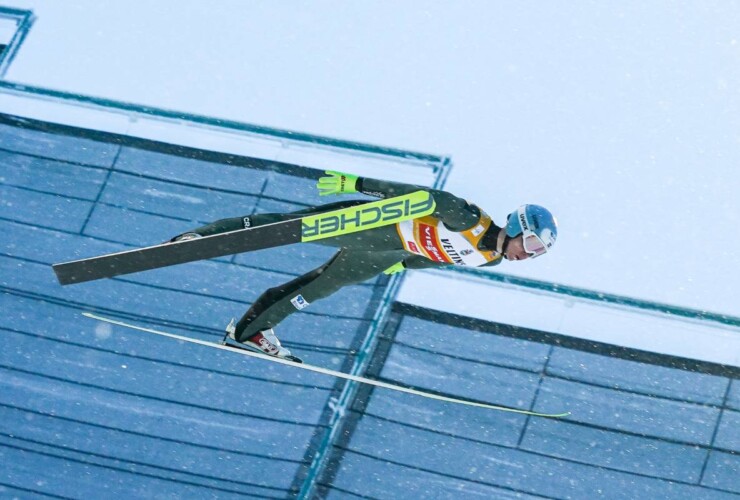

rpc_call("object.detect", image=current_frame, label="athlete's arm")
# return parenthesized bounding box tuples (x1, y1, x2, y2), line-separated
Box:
(316, 171, 481, 230)
(358, 177, 480, 231)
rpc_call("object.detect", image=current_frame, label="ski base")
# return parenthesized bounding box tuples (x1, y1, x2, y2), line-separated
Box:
(83, 312, 570, 418)
(53, 191, 435, 285)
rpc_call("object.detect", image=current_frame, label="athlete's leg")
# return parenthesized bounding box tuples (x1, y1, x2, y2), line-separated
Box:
(233, 248, 406, 341)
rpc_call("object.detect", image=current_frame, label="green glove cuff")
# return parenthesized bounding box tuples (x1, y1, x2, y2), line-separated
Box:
(317, 170, 359, 196)
(383, 261, 406, 275)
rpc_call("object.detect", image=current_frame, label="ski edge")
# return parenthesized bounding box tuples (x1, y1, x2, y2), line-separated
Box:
(82, 312, 570, 419)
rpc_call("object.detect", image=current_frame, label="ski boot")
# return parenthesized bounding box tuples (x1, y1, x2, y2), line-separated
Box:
(223, 319, 303, 363)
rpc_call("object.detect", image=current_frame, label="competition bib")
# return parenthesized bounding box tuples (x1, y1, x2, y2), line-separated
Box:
(396, 208, 501, 267)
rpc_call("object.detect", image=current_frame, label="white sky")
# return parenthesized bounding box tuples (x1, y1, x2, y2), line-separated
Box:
(3, 0, 740, 318)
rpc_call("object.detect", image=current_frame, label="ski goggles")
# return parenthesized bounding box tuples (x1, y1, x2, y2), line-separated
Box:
(517, 206, 549, 259)
(522, 232, 548, 258)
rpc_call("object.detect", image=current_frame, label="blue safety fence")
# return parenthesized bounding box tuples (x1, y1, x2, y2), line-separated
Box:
(316, 303, 739, 499)
(0, 108, 737, 499)
(0, 113, 419, 498)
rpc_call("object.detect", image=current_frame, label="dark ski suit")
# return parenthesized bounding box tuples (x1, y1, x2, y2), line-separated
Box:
(185, 177, 506, 341)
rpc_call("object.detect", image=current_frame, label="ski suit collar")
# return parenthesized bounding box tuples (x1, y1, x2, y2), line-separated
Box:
(478, 224, 507, 255)
(496, 227, 508, 255)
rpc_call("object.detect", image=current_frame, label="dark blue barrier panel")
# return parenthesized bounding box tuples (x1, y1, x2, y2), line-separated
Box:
(548, 347, 728, 405)
(0, 149, 107, 199)
(727, 380, 739, 411)
(1, 218, 121, 263)
(395, 315, 551, 372)
(319, 304, 738, 499)
(101, 171, 260, 223)
(362, 390, 527, 447)
(1, 184, 92, 232)
(0, 122, 118, 167)
(702, 451, 740, 493)
(5, 115, 736, 499)
(329, 450, 544, 499)
(338, 414, 731, 499)
(714, 409, 739, 451)
(534, 377, 720, 445)
(521, 418, 706, 481)
(1, 115, 412, 498)
(115, 146, 271, 195)
(380, 344, 540, 410)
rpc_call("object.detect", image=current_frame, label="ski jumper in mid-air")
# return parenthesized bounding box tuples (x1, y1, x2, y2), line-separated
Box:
(169, 171, 559, 363)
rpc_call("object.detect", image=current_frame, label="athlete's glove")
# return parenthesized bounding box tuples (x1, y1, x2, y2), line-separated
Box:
(383, 261, 406, 275)
(317, 170, 359, 196)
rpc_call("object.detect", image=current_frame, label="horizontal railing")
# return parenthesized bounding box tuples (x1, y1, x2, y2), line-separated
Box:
(451, 266, 740, 329)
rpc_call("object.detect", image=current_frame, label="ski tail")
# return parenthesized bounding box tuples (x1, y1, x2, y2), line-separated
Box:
(53, 191, 435, 285)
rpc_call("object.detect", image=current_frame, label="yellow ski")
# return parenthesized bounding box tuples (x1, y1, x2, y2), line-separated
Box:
(83, 312, 570, 419)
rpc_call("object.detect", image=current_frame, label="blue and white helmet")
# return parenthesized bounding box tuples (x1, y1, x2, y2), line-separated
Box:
(505, 204, 558, 258)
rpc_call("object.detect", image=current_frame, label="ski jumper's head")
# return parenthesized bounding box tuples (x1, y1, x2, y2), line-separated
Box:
(501, 204, 558, 261)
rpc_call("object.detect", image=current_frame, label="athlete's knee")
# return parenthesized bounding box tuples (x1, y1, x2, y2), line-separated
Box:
(194, 216, 245, 236)
(262, 285, 286, 303)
